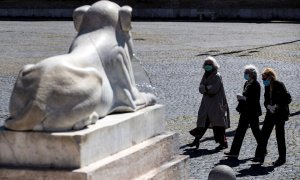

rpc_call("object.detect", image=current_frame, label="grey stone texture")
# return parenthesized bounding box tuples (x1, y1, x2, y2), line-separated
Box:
(208, 165, 236, 180)
(0, 21, 300, 179)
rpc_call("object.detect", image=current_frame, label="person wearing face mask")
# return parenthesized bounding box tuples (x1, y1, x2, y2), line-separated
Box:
(188, 56, 230, 150)
(224, 64, 262, 158)
(253, 68, 292, 166)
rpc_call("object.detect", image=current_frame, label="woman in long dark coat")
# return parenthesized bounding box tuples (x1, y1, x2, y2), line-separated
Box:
(254, 68, 292, 166)
(189, 56, 230, 150)
(225, 64, 262, 158)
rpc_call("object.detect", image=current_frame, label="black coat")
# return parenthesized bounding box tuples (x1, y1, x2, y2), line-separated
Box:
(264, 80, 292, 121)
(236, 79, 262, 117)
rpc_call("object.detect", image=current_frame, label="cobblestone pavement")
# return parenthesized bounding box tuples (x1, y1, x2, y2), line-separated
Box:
(0, 21, 299, 179)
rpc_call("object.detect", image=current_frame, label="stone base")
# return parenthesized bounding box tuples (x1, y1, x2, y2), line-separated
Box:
(0, 104, 189, 179)
(0, 104, 165, 169)
(0, 132, 189, 180)
(135, 155, 189, 180)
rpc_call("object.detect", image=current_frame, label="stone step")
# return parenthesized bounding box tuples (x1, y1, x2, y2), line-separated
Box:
(0, 132, 185, 180)
(0, 104, 165, 169)
(134, 155, 189, 180)
(74, 132, 180, 180)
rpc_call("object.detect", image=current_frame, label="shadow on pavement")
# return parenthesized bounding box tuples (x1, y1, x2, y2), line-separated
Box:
(236, 164, 275, 178)
(181, 148, 220, 158)
(215, 157, 253, 167)
(290, 111, 300, 117)
(181, 129, 236, 148)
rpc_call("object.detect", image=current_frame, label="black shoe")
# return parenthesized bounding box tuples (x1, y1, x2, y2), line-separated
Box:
(224, 151, 238, 158)
(252, 156, 264, 163)
(272, 158, 286, 166)
(187, 138, 200, 149)
(215, 143, 228, 151)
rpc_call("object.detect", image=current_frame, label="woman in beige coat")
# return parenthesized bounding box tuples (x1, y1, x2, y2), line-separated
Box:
(189, 56, 230, 150)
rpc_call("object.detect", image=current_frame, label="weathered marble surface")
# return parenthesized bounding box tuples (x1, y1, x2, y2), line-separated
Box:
(4, 0, 156, 132)
(0, 104, 164, 168)
(0, 104, 189, 180)
(0, 132, 189, 180)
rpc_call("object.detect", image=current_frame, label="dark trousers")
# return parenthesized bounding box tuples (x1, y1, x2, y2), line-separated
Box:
(192, 118, 227, 145)
(229, 114, 261, 155)
(255, 112, 286, 160)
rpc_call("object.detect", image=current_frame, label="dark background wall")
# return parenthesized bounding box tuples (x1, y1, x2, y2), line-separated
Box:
(1, 0, 299, 8)
(0, 0, 299, 20)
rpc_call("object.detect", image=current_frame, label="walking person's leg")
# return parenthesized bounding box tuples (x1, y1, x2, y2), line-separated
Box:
(225, 114, 249, 157)
(273, 119, 286, 166)
(254, 114, 274, 163)
(189, 118, 210, 149)
(250, 115, 262, 144)
(212, 126, 221, 143)
(213, 126, 228, 150)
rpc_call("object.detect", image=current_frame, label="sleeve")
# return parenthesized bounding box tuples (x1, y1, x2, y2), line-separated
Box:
(277, 82, 292, 105)
(205, 74, 222, 96)
(199, 76, 206, 94)
(199, 84, 206, 94)
(263, 87, 270, 108)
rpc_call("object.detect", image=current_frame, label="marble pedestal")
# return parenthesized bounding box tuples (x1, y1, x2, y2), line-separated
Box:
(0, 104, 189, 180)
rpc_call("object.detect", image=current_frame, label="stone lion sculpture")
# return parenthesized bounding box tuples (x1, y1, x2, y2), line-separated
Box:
(4, 0, 156, 132)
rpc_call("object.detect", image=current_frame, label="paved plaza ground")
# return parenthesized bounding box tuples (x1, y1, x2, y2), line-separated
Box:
(0, 21, 299, 179)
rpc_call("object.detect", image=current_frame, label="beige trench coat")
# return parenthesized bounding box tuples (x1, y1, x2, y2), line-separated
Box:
(197, 70, 230, 128)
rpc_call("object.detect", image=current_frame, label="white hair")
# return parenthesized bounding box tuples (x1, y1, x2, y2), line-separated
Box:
(244, 64, 259, 79)
(203, 56, 220, 70)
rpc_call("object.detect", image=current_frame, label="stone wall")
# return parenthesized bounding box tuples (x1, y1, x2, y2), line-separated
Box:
(1, 0, 299, 9)
(0, 0, 299, 20)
